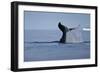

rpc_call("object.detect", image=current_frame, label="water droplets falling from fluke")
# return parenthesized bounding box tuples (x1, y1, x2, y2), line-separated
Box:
(66, 28, 83, 43)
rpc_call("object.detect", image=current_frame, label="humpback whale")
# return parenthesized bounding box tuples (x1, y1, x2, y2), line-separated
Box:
(58, 22, 77, 43)
(29, 22, 82, 44)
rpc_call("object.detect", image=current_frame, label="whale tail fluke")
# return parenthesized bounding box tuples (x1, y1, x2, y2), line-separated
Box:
(58, 22, 78, 43)
(58, 22, 67, 43)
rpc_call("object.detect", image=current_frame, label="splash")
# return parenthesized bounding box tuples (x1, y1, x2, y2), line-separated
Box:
(66, 28, 83, 43)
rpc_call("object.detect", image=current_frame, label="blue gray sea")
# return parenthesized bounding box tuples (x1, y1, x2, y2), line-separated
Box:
(24, 30, 90, 62)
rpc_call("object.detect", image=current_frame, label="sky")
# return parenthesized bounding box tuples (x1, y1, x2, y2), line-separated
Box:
(24, 11, 90, 30)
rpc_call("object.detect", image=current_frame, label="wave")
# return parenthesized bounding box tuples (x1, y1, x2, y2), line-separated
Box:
(25, 41, 59, 43)
(24, 41, 90, 44)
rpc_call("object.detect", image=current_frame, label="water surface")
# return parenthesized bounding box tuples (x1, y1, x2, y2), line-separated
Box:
(24, 30, 90, 62)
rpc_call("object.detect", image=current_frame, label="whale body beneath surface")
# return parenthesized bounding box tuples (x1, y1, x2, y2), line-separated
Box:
(58, 22, 83, 43)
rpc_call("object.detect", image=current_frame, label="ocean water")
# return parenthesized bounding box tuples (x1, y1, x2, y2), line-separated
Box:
(24, 30, 90, 62)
